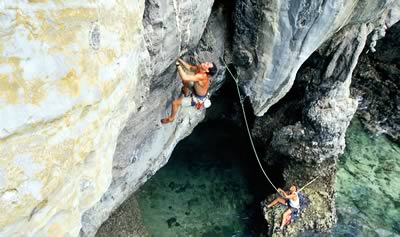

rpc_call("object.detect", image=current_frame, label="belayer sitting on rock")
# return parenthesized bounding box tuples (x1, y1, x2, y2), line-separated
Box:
(267, 185, 300, 233)
(161, 58, 217, 124)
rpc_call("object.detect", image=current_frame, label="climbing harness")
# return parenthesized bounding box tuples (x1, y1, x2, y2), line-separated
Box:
(221, 58, 319, 195)
(192, 92, 211, 110)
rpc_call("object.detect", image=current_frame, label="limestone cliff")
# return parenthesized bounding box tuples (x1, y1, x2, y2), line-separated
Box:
(0, 0, 228, 236)
(259, 23, 370, 236)
(0, 1, 148, 236)
(0, 0, 399, 237)
(252, 2, 399, 235)
(233, 0, 399, 116)
(80, 1, 229, 235)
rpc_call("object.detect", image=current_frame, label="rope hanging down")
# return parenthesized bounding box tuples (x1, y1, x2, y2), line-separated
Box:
(221, 59, 280, 194)
(221, 58, 319, 195)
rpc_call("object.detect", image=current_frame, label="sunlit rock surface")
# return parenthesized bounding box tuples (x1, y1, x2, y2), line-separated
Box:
(0, 0, 226, 235)
(0, 1, 146, 236)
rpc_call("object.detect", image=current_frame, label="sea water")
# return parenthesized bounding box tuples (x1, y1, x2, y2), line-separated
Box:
(134, 118, 400, 237)
(136, 120, 277, 237)
(333, 119, 400, 237)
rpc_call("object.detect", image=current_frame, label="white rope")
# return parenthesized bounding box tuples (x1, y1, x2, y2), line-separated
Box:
(221, 59, 280, 194)
(298, 176, 319, 192)
(221, 59, 320, 196)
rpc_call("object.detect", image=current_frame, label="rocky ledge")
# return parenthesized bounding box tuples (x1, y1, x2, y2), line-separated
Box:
(262, 185, 334, 237)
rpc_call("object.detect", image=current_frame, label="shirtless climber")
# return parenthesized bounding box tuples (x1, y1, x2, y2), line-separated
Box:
(161, 58, 217, 124)
(267, 185, 300, 233)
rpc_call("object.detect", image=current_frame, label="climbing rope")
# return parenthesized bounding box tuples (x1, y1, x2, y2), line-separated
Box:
(221, 58, 319, 195)
(221, 58, 280, 194)
(298, 176, 319, 192)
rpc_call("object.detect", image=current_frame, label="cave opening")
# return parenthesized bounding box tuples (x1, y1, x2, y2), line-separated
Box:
(97, 0, 289, 234)
(95, 70, 288, 236)
(135, 73, 286, 236)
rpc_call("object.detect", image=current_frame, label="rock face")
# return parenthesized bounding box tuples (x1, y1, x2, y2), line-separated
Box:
(0, 1, 147, 236)
(255, 23, 369, 236)
(0, 0, 226, 236)
(352, 21, 400, 143)
(0, 1, 399, 237)
(253, 3, 400, 236)
(233, 0, 398, 116)
(271, 24, 365, 164)
(80, 2, 229, 235)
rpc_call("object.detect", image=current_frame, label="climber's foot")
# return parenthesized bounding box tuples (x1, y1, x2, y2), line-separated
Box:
(161, 117, 174, 124)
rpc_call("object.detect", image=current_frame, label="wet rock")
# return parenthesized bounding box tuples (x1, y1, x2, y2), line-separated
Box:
(187, 198, 200, 207)
(166, 217, 177, 228)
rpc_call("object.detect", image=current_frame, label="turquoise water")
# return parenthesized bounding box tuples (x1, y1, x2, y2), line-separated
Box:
(333, 119, 400, 237)
(136, 120, 279, 237)
(137, 118, 400, 236)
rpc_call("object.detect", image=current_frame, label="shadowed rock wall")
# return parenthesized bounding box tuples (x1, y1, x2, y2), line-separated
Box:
(233, 0, 399, 116)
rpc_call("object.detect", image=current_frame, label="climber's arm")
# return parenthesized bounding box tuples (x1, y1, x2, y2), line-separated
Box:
(177, 65, 202, 82)
(178, 58, 197, 72)
(278, 188, 295, 199)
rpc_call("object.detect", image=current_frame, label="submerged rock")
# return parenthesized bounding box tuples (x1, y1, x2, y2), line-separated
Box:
(95, 195, 149, 237)
(166, 217, 178, 228)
